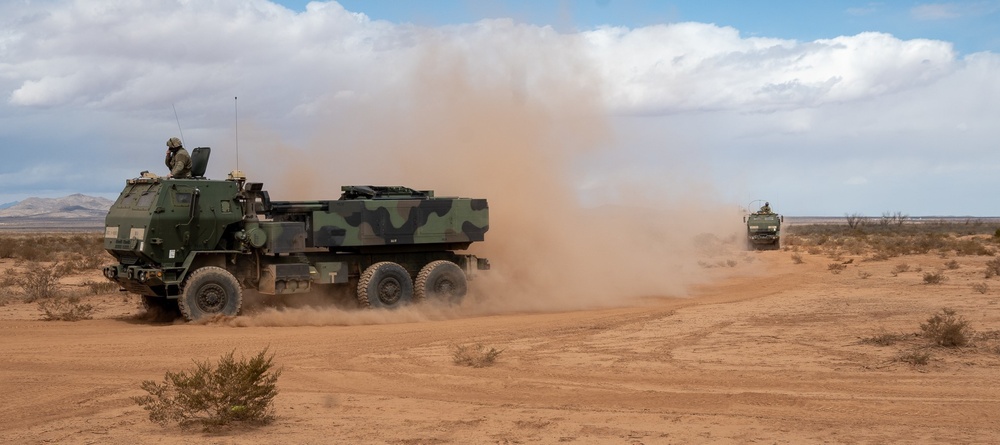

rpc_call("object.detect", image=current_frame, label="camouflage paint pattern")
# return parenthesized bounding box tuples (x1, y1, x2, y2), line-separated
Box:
(267, 197, 488, 250)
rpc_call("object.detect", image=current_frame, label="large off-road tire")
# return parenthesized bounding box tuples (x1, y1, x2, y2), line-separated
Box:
(178, 266, 243, 321)
(357, 262, 413, 309)
(141, 295, 181, 322)
(415, 260, 467, 304)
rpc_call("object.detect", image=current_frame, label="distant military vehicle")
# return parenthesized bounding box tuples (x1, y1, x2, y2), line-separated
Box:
(102, 147, 489, 321)
(744, 200, 783, 250)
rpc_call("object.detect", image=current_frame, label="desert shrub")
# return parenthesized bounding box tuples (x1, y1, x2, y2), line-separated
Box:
(985, 257, 1000, 278)
(951, 238, 993, 256)
(922, 271, 946, 285)
(827, 263, 846, 274)
(944, 259, 960, 270)
(866, 251, 893, 262)
(38, 295, 94, 321)
(726, 259, 737, 267)
(16, 263, 62, 302)
(55, 261, 78, 276)
(896, 350, 931, 366)
(0, 237, 17, 258)
(920, 308, 971, 347)
(0, 234, 106, 263)
(857, 271, 872, 279)
(84, 280, 119, 295)
(133, 349, 281, 429)
(860, 330, 908, 346)
(782, 234, 802, 246)
(452, 343, 503, 368)
(892, 263, 911, 274)
(806, 247, 822, 255)
(17, 243, 51, 262)
(0, 269, 17, 287)
(971, 282, 990, 294)
(791, 253, 804, 264)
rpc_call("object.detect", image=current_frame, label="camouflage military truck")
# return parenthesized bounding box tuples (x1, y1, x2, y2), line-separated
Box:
(744, 201, 783, 250)
(102, 147, 489, 321)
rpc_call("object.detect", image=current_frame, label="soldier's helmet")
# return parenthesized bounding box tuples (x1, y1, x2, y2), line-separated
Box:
(166, 137, 183, 148)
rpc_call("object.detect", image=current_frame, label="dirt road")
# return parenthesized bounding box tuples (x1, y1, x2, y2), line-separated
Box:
(2, 251, 999, 444)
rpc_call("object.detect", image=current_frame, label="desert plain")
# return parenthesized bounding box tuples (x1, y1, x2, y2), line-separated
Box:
(2, 228, 1000, 444)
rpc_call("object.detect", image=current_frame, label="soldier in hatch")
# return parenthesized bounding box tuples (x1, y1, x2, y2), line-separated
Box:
(760, 202, 772, 214)
(165, 137, 192, 178)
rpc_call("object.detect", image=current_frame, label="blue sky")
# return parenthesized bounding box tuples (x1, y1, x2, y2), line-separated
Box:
(279, 0, 1000, 54)
(1, 0, 998, 217)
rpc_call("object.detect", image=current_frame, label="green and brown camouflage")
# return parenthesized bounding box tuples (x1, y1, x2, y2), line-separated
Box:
(744, 202, 782, 250)
(102, 147, 489, 321)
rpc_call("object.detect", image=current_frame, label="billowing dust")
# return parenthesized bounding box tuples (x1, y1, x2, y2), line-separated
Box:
(228, 36, 746, 327)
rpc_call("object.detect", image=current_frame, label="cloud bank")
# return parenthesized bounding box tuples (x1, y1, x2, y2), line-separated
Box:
(0, 0, 998, 216)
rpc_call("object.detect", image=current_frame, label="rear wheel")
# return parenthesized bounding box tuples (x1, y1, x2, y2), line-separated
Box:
(178, 267, 243, 321)
(415, 260, 467, 304)
(357, 262, 413, 309)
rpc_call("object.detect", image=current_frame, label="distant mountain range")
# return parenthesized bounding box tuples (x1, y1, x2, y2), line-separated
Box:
(0, 194, 113, 219)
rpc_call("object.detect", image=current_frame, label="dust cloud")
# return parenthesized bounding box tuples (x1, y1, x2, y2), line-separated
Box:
(231, 34, 746, 327)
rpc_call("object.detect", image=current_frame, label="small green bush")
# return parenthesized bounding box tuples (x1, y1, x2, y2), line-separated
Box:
(985, 257, 1000, 278)
(452, 343, 503, 368)
(923, 271, 946, 285)
(896, 350, 931, 366)
(133, 349, 282, 429)
(84, 280, 119, 295)
(38, 295, 94, 321)
(17, 263, 62, 302)
(920, 308, 971, 347)
(860, 331, 908, 346)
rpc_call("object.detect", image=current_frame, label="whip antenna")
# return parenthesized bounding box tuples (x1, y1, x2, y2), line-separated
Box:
(234, 96, 239, 172)
(172, 103, 185, 144)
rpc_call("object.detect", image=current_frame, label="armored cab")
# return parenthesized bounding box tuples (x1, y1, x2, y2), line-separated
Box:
(102, 147, 490, 321)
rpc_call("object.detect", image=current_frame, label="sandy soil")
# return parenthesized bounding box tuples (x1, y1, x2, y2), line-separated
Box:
(2, 250, 1000, 444)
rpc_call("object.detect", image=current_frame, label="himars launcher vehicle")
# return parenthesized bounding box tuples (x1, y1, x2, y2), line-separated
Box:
(102, 147, 490, 321)
(744, 200, 783, 250)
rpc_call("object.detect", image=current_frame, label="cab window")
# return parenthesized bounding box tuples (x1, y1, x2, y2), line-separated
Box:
(135, 185, 160, 209)
(172, 185, 194, 206)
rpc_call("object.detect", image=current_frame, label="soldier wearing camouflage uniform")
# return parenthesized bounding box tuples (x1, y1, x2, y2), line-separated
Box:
(164, 137, 192, 178)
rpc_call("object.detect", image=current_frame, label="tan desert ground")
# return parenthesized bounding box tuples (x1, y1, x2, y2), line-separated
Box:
(2, 231, 1000, 444)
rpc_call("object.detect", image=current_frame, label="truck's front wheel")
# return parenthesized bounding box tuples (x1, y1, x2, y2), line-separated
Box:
(357, 262, 413, 309)
(178, 266, 243, 321)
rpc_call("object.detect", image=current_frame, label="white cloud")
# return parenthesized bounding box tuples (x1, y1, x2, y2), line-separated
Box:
(583, 25, 957, 113)
(0, 0, 997, 216)
(912, 3, 963, 20)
